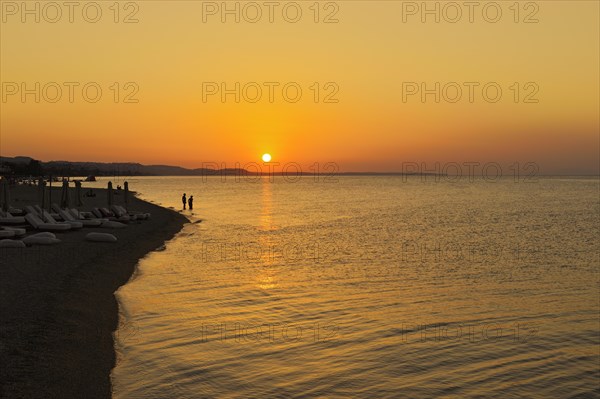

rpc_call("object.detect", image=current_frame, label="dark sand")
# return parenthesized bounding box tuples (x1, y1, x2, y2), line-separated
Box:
(0, 185, 188, 398)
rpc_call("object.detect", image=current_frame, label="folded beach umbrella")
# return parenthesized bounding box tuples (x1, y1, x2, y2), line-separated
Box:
(107, 181, 114, 207)
(75, 181, 83, 206)
(1, 179, 9, 212)
(124, 181, 129, 211)
(60, 179, 71, 209)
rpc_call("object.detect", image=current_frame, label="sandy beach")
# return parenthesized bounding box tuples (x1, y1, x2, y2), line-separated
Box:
(0, 184, 188, 398)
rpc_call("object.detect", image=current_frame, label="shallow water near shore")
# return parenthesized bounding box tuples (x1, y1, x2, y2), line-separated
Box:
(104, 176, 599, 398)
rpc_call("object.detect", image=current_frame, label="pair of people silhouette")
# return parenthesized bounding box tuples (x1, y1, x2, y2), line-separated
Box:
(182, 193, 194, 210)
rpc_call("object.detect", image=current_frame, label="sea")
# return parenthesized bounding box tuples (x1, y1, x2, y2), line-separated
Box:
(89, 175, 599, 398)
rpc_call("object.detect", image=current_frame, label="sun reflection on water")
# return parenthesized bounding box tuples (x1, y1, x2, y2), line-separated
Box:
(257, 177, 277, 289)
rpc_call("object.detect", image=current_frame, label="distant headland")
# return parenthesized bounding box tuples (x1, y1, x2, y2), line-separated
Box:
(0, 156, 435, 177)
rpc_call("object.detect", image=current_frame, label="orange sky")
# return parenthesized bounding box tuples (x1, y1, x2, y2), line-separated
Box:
(1, 1, 598, 174)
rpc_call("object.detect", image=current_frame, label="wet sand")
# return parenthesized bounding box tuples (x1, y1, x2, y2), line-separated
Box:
(0, 185, 188, 398)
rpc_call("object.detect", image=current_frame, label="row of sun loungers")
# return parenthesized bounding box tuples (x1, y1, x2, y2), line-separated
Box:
(0, 204, 151, 247)
(0, 210, 25, 225)
(0, 226, 26, 238)
(0, 209, 26, 243)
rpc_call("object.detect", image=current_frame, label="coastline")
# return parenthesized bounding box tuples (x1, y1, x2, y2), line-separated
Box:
(0, 185, 188, 398)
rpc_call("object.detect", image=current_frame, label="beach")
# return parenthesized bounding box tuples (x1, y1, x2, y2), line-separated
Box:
(0, 184, 187, 398)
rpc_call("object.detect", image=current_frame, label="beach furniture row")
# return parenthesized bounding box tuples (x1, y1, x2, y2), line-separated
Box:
(0, 204, 151, 247)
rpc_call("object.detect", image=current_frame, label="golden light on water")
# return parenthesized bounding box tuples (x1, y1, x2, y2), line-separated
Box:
(257, 178, 277, 290)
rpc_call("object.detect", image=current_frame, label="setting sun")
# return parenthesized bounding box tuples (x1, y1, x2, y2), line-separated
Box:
(0, 2, 598, 398)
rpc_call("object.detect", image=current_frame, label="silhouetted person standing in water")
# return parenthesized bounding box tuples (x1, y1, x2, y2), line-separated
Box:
(182, 193, 187, 210)
(188, 195, 194, 210)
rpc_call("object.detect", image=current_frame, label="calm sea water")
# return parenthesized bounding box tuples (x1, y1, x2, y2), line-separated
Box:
(99, 176, 598, 398)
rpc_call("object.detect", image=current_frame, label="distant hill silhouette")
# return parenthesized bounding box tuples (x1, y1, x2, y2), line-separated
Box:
(0, 156, 432, 177)
(0, 156, 252, 177)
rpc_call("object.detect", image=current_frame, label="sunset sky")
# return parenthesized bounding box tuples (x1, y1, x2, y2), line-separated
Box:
(1, 1, 598, 174)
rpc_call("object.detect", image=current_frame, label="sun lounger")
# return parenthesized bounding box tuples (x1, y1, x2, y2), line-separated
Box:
(24, 213, 71, 231)
(69, 208, 101, 221)
(91, 208, 102, 219)
(92, 207, 130, 222)
(60, 208, 102, 227)
(111, 205, 150, 220)
(1, 227, 26, 236)
(65, 208, 125, 228)
(41, 210, 83, 229)
(0, 230, 15, 238)
(102, 207, 131, 222)
(110, 205, 135, 220)
(0, 210, 26, 225)
(51, 204, 103, 227)
(26, 205, 60, 220)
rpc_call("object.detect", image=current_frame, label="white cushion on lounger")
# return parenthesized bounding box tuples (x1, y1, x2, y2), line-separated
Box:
(0, 214, 26, 224)
(110, 205, 126, 217)
(69, 209, 93, 220)
(33, 206, 59, 219)
(51, 204, 64, 214)
(112, 206, 139, 220)
(25, 206, 38, 215)
(38, 204, 60, 219)
(115, 205, 150, 220)
(58, 209, 75, 221)
(86, 232, 117, 242)
(101, 207, 130, 222)
(0, 239, 26, 248)
(42, 211, 82, 229)
(25, 213, 71, 231)
(2, 227, 26, 236)
(80, 218, 103, 227)
(127, 211, 150, 220)
(69, 209, 108, 226)
(117, 216, 131, 223)
(0, 230, 15, 238)
(23, 236, 61, 245)
(69, 208, 80, 218)
(58, 209, 102, 227)
(79, 219, 101, 227)
(25, 206, 60, 219)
